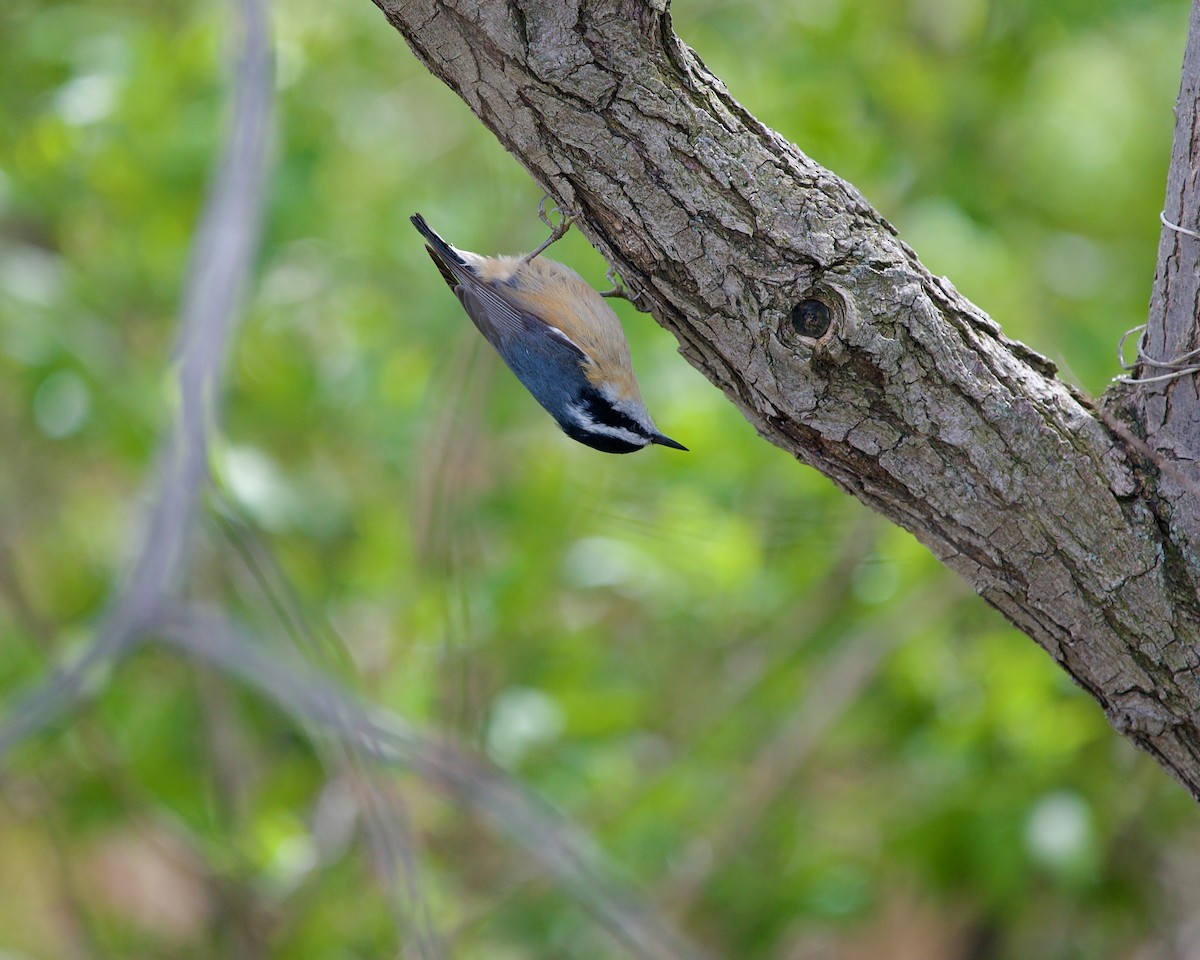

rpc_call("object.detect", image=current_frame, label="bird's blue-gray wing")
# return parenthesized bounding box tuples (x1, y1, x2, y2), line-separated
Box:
(412, 213, 584, 354)
(450, 275, 585, 357)
(456, 285, 591, 426)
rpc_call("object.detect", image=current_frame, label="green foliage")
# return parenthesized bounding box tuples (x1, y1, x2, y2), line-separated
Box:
(0, 0, 1195, 957)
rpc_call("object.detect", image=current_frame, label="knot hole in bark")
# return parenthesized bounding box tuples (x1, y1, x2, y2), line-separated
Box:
(783, 286, 845, 348)
(792, 299, 831, 338)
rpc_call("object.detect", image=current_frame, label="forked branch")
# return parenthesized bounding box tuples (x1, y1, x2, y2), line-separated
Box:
(379, 0, 1200, 798)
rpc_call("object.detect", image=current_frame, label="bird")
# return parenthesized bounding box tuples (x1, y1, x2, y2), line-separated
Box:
(411, 207, 687, 454)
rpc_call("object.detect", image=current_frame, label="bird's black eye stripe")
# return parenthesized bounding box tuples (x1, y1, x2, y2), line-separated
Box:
(579, 387, 647, 437)
(561, 421, 644, 454)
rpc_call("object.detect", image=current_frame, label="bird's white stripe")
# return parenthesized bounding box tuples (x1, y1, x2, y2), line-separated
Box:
(565, 401, 649, 447)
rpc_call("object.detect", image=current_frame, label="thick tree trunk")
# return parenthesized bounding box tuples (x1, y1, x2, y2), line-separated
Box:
(377, 0, 1200, 798)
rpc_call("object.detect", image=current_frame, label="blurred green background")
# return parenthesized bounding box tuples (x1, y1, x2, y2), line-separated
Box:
(1, 0, 1197, 957)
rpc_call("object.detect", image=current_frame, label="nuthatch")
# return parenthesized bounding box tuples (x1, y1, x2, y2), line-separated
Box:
(411, 208, 687, 454)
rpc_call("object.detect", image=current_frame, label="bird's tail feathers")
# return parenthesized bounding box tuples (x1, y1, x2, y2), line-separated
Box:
(410, 213, 470, 290)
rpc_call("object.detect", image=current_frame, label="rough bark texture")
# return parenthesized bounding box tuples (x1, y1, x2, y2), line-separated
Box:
(1136, 2, 1200, 632)
(377, 0, 1200, 797)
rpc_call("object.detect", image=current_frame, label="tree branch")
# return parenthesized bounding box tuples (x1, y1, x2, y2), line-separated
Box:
(0, 0, 273, 761)
(378, 0, 1200, 798)
(1129, 0, 1200, 607)
(158, 604, 709, 960)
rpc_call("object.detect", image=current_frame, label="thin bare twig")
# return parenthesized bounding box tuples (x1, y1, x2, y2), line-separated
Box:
(210, 505, 446, 959)
(0, 0, 273, 762)
(157, 603, 713, 960)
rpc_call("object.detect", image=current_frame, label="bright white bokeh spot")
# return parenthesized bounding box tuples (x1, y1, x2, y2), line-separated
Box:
(486, 686, 565, 767)
(222, 445, 297, 530)
(55, 72, 120, 125)
(1025, 790, 1092, 867)
(0, 245, 63, 306)
(263, 831, 318, 893)
(562, 536, 664, 594)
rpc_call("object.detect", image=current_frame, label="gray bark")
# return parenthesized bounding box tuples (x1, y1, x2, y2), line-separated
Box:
(377, 0, 1200, 798)
(1137, 4, 1200, 642)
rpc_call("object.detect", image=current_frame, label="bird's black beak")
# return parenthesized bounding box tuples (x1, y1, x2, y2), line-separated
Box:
(651, 432, 689, 452)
